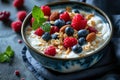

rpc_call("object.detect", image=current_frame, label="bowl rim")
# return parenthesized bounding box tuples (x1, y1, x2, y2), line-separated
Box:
(21, 1, 113, 60)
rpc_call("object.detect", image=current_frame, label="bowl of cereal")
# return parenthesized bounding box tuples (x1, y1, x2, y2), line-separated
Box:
(21, 1, 113, 73)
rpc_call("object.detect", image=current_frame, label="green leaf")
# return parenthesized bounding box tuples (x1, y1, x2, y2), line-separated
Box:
(32, 18, 46, 30)
(32, 5, 47, 30)
(0, 54, 10, 63)
(0, 46, 14, 63)
(32, 5, 44, 20)
(32, 20, 41, 30)
(41, 23, 51, 32)
(5, 46, 14, 57)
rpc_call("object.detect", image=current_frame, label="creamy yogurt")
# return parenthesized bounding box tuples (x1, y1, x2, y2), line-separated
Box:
(26, 12, 110, 58)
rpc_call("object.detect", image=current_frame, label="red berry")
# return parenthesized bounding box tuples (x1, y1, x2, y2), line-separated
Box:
(71, 14, 87, 31)
(11, 20, 22, 32)
(17, 11, 27, 21)
(13, 0, 24, 8)
(34, 28, 44, 36)
(64, 37, 77, 48)
(87, 26, 98, 33)
(60, 12, 71, 22)
(0, 11, 10, 21)
(41, 6, 51, 16)
(18, 39, 22, 44)
(44, 46, 56, 56)
(50, 26, 59, 34)
(30, 17, 35, 26)
(14, 70, 20, 76)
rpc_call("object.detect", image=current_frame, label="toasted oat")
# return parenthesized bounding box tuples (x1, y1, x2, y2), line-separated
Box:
(51, 39, 61, 46)
(54, 39, 61, 45)
(66, 48, 71, 54)
(63, 33, 68, 38)
(91, 20, 96, 27)
(95, 40, 100, 44)
(83, 43, 91, 51)
(86, 14, 94, 20)
(79, 54, 85, 57)
(38, 43, 43, 46)
(58, 50, 63, 54)
(27, 27, 32, 31)
(58, 32, 64, 39)
(50, 21, 55, 25)
(66, 6, 72, 12)
(96, 32, 102, 37)
(93, 44, 98, 48)
(59, 38, 63, 45)
(58, 45, 64, 50)
(69, 12, 75, 19)
(73, 33, 78, 38)
(44, 16, 49, 20)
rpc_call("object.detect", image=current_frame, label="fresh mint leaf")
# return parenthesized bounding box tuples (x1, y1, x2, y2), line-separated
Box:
(0, 53, 10, 63)
(0, 46, 14, 63)
(5, 46, 14, 57)
(32, 5, 47, 30)
(32, 5, 51, 32)
(32, 17, 46, 30)
(32, 19, 41, 30)
(32, 6, 44, 20)
(41, 23, 51, 32)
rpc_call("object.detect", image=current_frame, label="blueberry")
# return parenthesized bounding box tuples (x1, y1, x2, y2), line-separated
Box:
(51, 34, 58, 39)
(42, 32, 51, 41)
(78, 29, 89, 38)
(59, 9, 65, 14)
(72, 44, 82, 53)
(54, 19, 65, 28)
(66, 21, 71, 25)
(65, 27, 74, 36)
(78, 37, 86, 45)
(72, 9, 80, 13)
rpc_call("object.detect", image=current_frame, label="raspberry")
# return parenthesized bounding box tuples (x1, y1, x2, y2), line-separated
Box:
(44, 46, 56, 56)
(60, 12, 71, 22)
(50, 26, 59, 34)
(11, 20, 22, 32)
(41, 6, 51, 16)
(0, 11, 10, 21)
(13, 0, 24, 8)
(87, 26, 98, 33)
(18, 39, 22, 44)
(71, 14, 87, 31)
(64, 37, 77, 48)
(17, 11, 27, 21)
(30, 17, 35, 26)
(34, 28, 44, 36)
(14, 70, 20, 76)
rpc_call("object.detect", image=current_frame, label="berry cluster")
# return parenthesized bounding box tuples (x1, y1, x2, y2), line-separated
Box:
(0, 11, 10, 22)
(32, 6, 98, 56)
(11, 10, 27, 33)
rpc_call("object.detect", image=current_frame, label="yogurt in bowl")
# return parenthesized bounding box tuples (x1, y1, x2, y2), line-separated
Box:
(21, 1, 112, 73)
